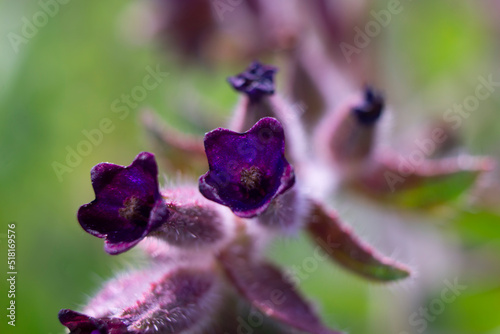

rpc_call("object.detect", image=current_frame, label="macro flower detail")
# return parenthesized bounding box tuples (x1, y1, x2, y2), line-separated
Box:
(199, 117, 295, 218)
(227, 60, 277, 101)
(51, 1, 500, 333)
(77, 152, 170, 255)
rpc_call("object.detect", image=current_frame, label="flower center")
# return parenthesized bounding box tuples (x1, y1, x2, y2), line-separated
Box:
(119, 196, 149, 223)
(240, 166, 263, 190)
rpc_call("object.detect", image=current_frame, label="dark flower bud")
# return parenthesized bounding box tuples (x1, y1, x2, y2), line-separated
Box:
(227, 61, 277, 102)
(314, 86, 385, 176)
(352, 86, 384, 125)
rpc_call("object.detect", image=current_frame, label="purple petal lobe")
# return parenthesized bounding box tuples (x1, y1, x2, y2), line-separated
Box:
(78, 152, 169, 255)
(218, 244, 342, 334)
(199, 117, 295, 218)
(228, 61, 277, 101)
(307, 202, 410, 281)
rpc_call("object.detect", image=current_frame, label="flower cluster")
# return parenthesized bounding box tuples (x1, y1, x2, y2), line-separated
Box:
(60, 3, 495, 333)
(59, 57, 493, 333)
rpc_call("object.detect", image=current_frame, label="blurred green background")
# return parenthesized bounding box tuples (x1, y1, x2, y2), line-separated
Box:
(1, 1, 500, 333)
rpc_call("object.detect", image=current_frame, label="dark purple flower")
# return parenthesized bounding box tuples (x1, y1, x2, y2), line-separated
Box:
(352, 85, 384, 125)
(199, 117, 295, 218)
(78, 152, 169, 255)
(227, 61, 277, 101)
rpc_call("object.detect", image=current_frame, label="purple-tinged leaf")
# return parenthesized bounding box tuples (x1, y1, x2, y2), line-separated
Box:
(357, 151, 494, 196)
(307, 202, 410, 281)
(218, 243, 343, 334)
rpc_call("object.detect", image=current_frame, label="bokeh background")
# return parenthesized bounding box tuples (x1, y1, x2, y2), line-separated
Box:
(1, 0, 500, 333)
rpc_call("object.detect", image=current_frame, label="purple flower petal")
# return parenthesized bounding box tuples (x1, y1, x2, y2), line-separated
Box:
(199, 117, 295, 218)
(78, 152, 169, 255)
(227, 61, 277, 101)
(307, 202, 410, 281)
(218, 243, 343, 334)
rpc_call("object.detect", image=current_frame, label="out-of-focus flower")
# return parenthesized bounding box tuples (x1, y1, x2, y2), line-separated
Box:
(315, 86, 494, 206)
(314, 86, 384, 177)
(199, 117, 295, 218)
(351, 86, 384, 125)
(227, 61, 279, 133)
(227, 61, 277, 101)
